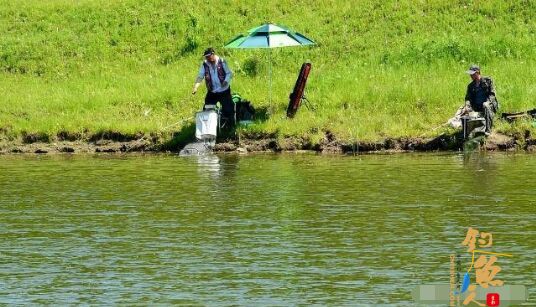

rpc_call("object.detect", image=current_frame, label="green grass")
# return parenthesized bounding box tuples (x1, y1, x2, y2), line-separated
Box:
(0, 0, 535, 144)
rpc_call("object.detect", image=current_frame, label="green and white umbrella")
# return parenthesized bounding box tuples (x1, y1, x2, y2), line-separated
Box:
(225, 23, 315, 105)
(225, 23, 315, 49)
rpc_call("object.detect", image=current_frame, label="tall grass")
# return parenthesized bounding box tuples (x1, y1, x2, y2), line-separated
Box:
(0, 0, 534, 142)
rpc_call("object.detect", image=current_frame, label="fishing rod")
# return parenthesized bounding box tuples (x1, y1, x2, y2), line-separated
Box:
(418, 122, 449, 138)
(125, 94, 198, 152)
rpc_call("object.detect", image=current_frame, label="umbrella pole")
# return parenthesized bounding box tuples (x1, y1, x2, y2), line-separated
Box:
(269, 48, 272, 110)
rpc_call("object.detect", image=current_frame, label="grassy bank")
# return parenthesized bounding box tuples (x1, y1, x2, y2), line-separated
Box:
(1, 0, 535, 146)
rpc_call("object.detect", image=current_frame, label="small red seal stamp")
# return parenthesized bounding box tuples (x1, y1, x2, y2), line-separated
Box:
(486, 293, 500, 306)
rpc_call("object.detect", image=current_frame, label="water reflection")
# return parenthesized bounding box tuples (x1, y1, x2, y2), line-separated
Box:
(0, 153, 533, 306)
(462, 151, 498, 171)
(194, 154, 221, 179)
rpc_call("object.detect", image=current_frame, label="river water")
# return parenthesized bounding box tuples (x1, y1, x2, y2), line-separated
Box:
(0, 153, 534, 306)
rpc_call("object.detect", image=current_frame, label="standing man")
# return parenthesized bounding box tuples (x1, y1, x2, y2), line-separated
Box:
(463, 65, 498, 135)
(192, 47, 234, 127)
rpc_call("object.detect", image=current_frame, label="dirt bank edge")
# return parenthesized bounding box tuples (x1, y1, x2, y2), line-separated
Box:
(1, 131, 535, 154)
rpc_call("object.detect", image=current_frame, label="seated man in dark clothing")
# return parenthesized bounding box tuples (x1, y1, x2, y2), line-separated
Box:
(463, 65, 499, 134)
(448, 65, 499, 135)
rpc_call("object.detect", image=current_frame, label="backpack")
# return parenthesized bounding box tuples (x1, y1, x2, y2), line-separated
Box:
(482, 77, 499, 111)
(232, 94, 255, 122)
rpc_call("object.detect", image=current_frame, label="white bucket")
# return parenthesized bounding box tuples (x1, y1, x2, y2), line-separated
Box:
(195, 110, 218, 141)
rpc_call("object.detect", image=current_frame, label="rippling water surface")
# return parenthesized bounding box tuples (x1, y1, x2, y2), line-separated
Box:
(0, 153, 534, 305)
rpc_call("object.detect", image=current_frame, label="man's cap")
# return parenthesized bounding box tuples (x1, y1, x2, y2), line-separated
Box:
(466, 64, 480, 75)
(203, 47, 215, 57)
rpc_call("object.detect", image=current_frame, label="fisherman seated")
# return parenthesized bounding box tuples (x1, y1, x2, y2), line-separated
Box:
(448, 65, 498, 137)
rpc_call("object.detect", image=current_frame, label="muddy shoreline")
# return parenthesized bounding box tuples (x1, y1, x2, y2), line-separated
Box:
(1, 130, 535, 155)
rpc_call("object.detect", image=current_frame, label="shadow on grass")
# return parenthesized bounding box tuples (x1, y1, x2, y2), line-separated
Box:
(159, 122, 196, 152)
(252, 106, 269, 122)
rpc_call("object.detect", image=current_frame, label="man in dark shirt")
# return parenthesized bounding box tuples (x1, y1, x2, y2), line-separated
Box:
(463, 65, 498, 134)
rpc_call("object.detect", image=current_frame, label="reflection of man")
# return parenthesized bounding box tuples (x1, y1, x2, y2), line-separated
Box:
(192, 47, 234, 127)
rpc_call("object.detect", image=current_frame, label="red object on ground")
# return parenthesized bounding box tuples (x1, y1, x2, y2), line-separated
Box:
(486, 293, 500, 306)
(287, 62, 312, 118)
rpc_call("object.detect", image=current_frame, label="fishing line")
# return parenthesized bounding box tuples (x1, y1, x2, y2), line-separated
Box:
(125, 94, 198, 152)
